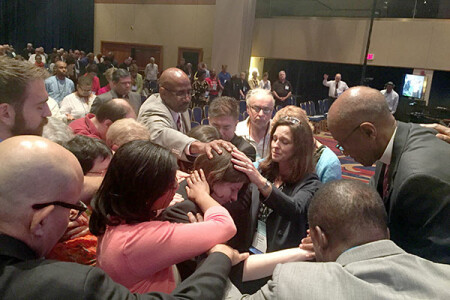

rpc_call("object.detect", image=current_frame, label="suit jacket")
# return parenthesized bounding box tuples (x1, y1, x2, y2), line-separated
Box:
(90, 89, 142, 115)
(137, 94, 195, 161)
(231, 134, 256, 162)
(0, 234, 231, 300)
(370, 122, 450, 263)
(244, 240, 450, 300)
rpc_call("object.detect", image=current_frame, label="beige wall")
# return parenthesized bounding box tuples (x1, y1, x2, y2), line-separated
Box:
(94, 3, 215, 69)
(252, 18, 450, 71)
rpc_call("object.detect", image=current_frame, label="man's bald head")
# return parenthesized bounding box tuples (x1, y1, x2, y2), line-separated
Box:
(0, 136, 83, 257)
(159, 68, 192, 112)
(328, 86, 395, 166)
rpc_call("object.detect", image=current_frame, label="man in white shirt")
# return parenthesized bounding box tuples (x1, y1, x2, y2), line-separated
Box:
(322, 73, 348, 103)
(144, 57, 159, 93)
(28, 47, 47, 64)
(380, 81, 399, 114)
(235, 88, 274, 160)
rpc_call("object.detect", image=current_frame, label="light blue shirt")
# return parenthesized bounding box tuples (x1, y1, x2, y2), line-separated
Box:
(45, 76, 75, 104)
(316, 146, 342, 183)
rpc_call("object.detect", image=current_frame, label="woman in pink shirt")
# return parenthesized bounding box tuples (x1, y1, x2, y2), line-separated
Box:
(89, 140, 236, 294)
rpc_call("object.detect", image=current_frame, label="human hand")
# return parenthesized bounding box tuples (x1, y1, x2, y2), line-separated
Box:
(176, 170, 190, 183)
(61, 212, 90, 241)
(209, 244, 250, 266)
(186, 169, 210, 202)
(323, 74, 328, 80)
(421, 123, 450, 144)
(187, 212, 204, 223)
(204, 139, 235, 159)
(299, 229, 314, 252)
(231, 148, 265, 186)
(168, 193, 185, 207)
(66, 113, 75, 121)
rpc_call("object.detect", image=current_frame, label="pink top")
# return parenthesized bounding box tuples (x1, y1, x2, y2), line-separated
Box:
(69, 113, 102, 140)
(96, 205, 236, 294)
(98, 84, 111, 95)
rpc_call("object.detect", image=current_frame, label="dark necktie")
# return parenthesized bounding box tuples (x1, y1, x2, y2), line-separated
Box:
(177, 114, 182, 132)
(335, 82, 339, 97)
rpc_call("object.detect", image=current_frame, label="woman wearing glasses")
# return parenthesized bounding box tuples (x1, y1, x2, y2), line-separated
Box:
(89, 140, 236, 294)
(232, 114, 321, 253)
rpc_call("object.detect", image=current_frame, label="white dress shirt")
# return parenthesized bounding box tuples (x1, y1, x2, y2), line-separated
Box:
(381, 89, 399, 114)
(323, 79, 348, 98)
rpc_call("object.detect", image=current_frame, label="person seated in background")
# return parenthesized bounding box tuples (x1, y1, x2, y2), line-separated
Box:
(85, 64, 100, 95)
(97, 67, 116, 95)
(209, 96, 256, 161)
(235, 89, 274, 160)
(60, 75, 96, 122)
(34, 54, 44, 68)
(106, 118, 150, 151)
(273, 106, 342, 183)
(45, 61, 75, 104)
(0, 136, 244, 300)
(192, 69, 209, 108)
(91, 68, 141, 115)
(89, 140, 237, 294)
(129, 64, 143, 95)
(46, 135, 112, 266)
(69, 98, 136, 140)
(242, 180, 450, 299)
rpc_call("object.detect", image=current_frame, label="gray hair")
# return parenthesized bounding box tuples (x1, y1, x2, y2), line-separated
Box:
(245, 88, 274, 106)
(42, 117, 75, 145)
(112, 68, 130, 83)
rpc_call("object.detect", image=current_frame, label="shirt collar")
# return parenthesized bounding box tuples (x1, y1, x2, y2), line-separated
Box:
(379, 125, 397, 165)
(168, 107, 180, 124)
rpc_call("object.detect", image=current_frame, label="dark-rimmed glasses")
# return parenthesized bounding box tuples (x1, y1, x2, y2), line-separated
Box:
(335, 124, 361, 154)
(161, 86, 193, 98)
(32, 201, 87, 221)
(250, 105, 273, 115)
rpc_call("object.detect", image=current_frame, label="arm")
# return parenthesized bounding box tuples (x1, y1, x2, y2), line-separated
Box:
(242, 247, 313, 281)
(392, 93, 399, 114)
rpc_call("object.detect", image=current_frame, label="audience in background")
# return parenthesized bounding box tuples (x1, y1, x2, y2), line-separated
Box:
(129, 64, 143, 95)
(328, 86, 450, 264)
(249, 71, 259, 90)
(60, 75, 95, 122)
(45, 61, 75, 104)
(259, 72, 271, 90)
(218, 64, 231, 93)
(89, 140, 237, 293)
(272, 70, 292, 108)
(70, 98, 136, 140)
(85, 63, 100, 95)
(91, 68, 141, 115)
(236, 89, 274, 159)
(97, 67, 116, 95)
(238, 72, 251, 100)
(97, 56, 114, 87)
(34, 54, 44, 68)
(22, 42, 34, 59)
(118, 56, 132, 71)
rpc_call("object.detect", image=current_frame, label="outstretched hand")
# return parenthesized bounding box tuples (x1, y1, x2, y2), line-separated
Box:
(186, 169, 210, 202)
(421, 123, 450, 144)
(209, 244, 250, 266)
(231, 148, 264, 186)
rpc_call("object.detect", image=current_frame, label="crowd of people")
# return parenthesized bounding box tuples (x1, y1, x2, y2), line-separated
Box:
(0, 43, 449, 300)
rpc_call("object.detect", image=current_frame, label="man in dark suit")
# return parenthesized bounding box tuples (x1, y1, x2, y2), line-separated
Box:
(0, 136, 246, 300)
(328, 86, 450, 264)
(91, 68, 141, 115)
(208, 96, 256, 161)
(138, 68, 234, 162)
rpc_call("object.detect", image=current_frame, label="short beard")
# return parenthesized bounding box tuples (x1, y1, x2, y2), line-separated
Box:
(10, 109, 48, 136)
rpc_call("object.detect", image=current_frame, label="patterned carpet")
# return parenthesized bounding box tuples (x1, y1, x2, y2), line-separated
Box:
(314, 132, 375, 183)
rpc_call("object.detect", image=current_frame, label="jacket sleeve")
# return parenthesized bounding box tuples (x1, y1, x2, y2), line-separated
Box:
(159, 200, 199, 224)
(84, 252, 232, 300)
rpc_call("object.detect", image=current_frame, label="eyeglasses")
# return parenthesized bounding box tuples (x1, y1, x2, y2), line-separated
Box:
(32, 200, 88, 222)
(162, 86, 193, 98)
(250, 105, 273, 115)
(281, 116, 301, 124)
(335, 124, 361, 154)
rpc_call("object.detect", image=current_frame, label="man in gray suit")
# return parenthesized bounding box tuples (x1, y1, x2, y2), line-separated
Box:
(327, 86, 449, 264)
(242, 180, 450, 299)
(90, 69, 141, 115)
(138, 68, 233, 162)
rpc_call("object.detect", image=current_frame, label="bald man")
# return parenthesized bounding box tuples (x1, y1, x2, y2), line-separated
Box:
(0, 136, 246, 299)
(138, 68, 233, 161)
(323, 73, 348, 102)
(327, 86, 450, 264)
(70, 98, 136, 140)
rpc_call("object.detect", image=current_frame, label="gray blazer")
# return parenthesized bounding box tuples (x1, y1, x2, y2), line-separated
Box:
(90, 89, 142, 115)
(371, 122, 450, 264)
(243, 240, 450, 300)
(137, 94, 195, 161)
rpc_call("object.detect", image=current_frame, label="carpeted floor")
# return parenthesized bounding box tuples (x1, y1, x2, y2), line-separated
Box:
(314, 132, 375, 183)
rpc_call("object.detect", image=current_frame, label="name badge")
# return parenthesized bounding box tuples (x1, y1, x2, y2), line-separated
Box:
(285, 85, 289, 90)
(251, 220, 267, 254)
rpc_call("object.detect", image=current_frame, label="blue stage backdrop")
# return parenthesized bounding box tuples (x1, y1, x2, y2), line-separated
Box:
(0, 0, 94, 52)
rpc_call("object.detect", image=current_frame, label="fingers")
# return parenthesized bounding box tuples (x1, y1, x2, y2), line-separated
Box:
(196, 213, 204, 222)
(209, 142, 223, 156)
(199, 169, 206, 182)
(187, 212, 197, 223)
(437, 133, 450, 143)
(232, 251, 250, 266)
(218, 140, 234, 152)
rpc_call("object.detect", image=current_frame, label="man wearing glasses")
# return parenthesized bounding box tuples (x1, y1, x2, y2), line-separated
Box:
(327, 86, 450, 264)
(235, 88, 274, 160)
(0, 136, 246, 299)
(138, 68, 233, 162)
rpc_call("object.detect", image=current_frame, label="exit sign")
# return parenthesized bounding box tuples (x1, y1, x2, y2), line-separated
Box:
(367, 53, 374, 60)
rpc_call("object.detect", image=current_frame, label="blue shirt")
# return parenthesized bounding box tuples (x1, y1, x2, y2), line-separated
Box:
(218, 71, 231, 87)
(316, 146, 342, 183)
(45, 76, 75, 104)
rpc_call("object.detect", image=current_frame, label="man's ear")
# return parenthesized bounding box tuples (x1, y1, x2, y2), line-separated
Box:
(360, 122, 377, 140)
(30, 205, 56, 238)
(0, 103, 16, 127)
(311, 225, 328, 250)
(103, 119, 113, 128)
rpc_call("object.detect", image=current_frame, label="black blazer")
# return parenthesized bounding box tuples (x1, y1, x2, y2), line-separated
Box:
(0, 235, 231, 300)
(371, 121, 450, 264)
(231, 134, 257, 162)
